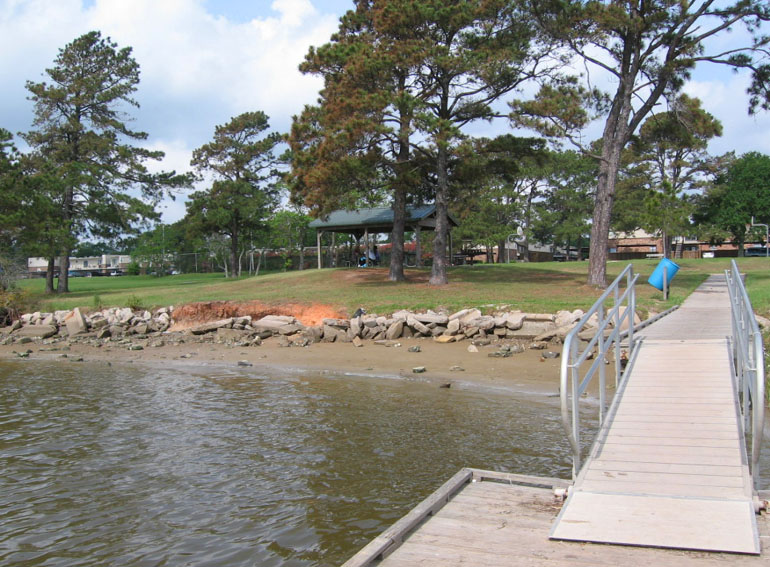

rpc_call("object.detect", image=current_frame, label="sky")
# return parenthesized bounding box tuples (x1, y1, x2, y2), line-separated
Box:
(1, 0, 769, 224)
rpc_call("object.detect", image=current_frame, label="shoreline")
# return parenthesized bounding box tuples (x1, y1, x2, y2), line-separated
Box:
(0, 334, 564, 397)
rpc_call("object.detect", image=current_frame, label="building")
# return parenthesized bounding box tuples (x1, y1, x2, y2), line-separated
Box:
(27, 254, 133, 276)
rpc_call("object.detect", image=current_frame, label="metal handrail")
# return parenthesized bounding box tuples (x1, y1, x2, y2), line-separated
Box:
(725, 260, 766, 489)
(560, 264, 639, 480)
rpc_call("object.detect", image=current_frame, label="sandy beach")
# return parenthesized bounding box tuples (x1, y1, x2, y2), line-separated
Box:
(0, 334, 565, 395)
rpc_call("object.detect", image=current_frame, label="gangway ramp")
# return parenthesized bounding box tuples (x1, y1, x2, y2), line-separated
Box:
(551, 274, 760, 554)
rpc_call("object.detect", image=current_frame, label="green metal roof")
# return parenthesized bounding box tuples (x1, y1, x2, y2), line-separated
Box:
(309, 205, 458, 232)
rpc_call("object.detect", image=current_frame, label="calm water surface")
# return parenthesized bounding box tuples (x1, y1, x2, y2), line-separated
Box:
(1, 359, 578, 565)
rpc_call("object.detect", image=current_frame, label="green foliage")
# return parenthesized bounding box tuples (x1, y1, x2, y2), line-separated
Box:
(21, 31, 189, 293)
(516, 0, 770, 285)
(186, 111, 282, 277)
(695, 152, 770, 252)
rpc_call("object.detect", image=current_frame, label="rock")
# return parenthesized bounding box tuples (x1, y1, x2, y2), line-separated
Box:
(406, 315, 431, 335)
(302, 326, 323, 342)
(459, 309, 482, 326)
(408, 345, 421, 353)
(525, 313, 556, 322)
(385, 320, 404, 340)
(413, 312, 449, 325)
(352, 336, 364, 347)
(529, 341, 548, 350)
(133, 323, 149, 336)
(254, 315, 296, 331)
(445, 318, 461, 335)
(190, 318, 234, 335)
(374, 340, 401, 347)
(237, 360, 253, 367)
(467, 344, 479, 353)
(108, 325, 125, 337)
(433, 335, 455, 343)
(463, 326, 480, 338)
(64, 308, 88, 336)
(216, 328, 252, 343)
(277, 324, 301, 336)
(322, 325, 341, 342)
(117, 307, 134, 324)
(16, 324, 58, 339)
(449, 308, 470, 321)
(322, 318, 349, 329)
(505, 313, 526, 330)
(412, 366, 426, 373)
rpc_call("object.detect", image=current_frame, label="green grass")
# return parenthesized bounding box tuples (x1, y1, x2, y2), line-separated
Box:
(16, 257, 770, 318)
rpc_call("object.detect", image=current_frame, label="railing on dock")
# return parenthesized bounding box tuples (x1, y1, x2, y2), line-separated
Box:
(560, 264, 639, 480)
(725, 259, 766, 489)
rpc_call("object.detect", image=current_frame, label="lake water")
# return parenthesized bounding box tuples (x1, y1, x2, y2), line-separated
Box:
(7, 358, 765, 566)
(0, 359, 575, 566)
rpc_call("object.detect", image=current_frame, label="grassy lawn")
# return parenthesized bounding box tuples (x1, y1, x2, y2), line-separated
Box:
(16, 257, 770, 318)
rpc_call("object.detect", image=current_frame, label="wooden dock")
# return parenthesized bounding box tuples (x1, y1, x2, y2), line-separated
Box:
(343, 274, 768, 565)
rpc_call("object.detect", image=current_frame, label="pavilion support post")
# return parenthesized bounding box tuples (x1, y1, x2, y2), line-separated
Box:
(331, 232, 336, 268)
(316, 231, 323, 269)
(416, 226, 422, 267)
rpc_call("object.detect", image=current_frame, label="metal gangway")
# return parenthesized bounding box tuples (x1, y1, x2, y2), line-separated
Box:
(551, 261, 766, 554)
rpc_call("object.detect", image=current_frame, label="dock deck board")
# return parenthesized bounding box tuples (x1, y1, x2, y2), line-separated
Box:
(550, 274, 759, 554)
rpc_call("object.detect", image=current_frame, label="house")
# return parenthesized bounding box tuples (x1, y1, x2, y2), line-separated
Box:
(27, 254, 133, 276)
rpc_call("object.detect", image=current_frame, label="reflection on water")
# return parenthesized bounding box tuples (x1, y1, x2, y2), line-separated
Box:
(1, 359, 574, 565)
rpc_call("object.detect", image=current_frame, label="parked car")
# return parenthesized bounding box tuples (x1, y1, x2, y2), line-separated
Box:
(744, 247, 768, 257)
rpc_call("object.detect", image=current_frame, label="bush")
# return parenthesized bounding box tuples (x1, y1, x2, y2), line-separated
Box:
(126, 294, 143, 311)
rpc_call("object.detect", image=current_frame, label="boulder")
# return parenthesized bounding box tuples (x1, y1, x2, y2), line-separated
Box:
(189, 318, 234, 335)
(459, 309, 482, 326)
(407, 315, 431, 335)
(15, 325, 57, 339)
(64, 308, 88, 336)
(449, 308, 471, 321)
(216, 328, 252, 343)
(385, 320, 404, 340)
(322, 318, 349, 329)
(413, 312, 449, 325)
(505, 313, 526, 330)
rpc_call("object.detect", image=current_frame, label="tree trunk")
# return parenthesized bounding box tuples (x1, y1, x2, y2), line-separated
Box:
(229, 230, 238, 278)
(389, 185, 407, 281)
(430, 143, 450, 285)
(45, 257, 56, 294)
(389, 85, 411, 282)
(57, 251, 70, 293)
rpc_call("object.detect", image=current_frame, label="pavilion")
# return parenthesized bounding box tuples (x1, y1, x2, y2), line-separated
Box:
(308, 205, 459, 268)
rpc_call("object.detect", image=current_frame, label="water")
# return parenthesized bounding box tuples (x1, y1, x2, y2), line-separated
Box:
(0, 359, 573, 566)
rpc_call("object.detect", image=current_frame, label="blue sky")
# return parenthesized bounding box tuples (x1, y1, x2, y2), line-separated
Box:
(1, 0, 769, 223)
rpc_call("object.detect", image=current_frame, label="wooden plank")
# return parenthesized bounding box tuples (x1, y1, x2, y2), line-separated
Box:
(589, 460, 744, 477)
(582, 469, 746, 488)
(551, 492, 759, 554)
